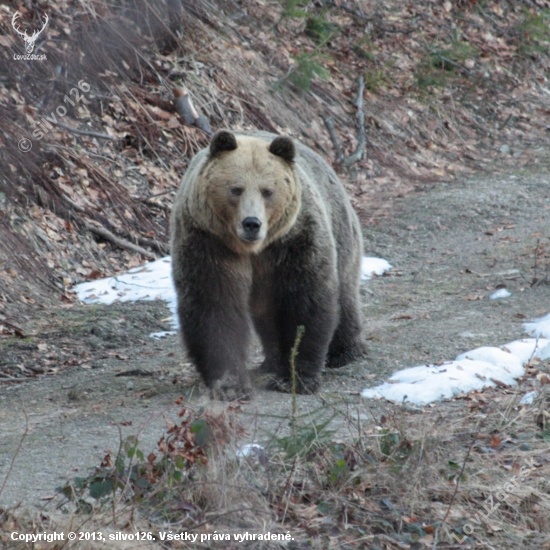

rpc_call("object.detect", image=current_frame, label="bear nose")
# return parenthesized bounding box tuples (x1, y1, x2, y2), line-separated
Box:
(242, 217, 262, 235)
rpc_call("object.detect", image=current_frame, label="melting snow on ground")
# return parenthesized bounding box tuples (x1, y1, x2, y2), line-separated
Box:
(489, 288, 511, 300)
(362, 316, 550, 406)
(236, 443, 265, 458)
(361, 257, 392, 280)
(74, 256, 176, 308)
(73, 256, 178, 336)
(361, 339, 548, 406)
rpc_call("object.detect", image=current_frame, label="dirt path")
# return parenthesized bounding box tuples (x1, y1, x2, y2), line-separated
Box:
(1, 170, 549, 509)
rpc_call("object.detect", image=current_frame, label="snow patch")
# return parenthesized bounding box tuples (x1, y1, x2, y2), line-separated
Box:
(236, 443, 264, 458)
(361, 358, 526, 406)
(520, 391, 537, 405)
(524, 313, 550, 339)
(490, 288, 511, 299)
(500, 338, 549, 365)
(362, 337, 549, 406)
(361, 257, 392, 280)
(455, 346, 523, 375)
(73, 256, 177, 326)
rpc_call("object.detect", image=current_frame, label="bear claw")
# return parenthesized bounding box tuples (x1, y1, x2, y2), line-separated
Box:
(266, 375, 320, 395)
(209, 373, 253, 402)
(209, 385, 253, 402)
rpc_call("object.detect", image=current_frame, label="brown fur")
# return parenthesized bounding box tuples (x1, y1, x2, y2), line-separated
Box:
(171, 131, 365, 397)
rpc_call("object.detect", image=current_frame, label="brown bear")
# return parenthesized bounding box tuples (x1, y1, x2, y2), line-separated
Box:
(170, 130, 365, 398)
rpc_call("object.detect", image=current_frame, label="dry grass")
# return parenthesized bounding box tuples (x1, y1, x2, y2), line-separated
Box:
(1, 375, 549, 549)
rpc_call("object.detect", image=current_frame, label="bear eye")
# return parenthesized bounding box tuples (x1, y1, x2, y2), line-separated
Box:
(230, 187, 244, 197)
(262, 189, 274, 198)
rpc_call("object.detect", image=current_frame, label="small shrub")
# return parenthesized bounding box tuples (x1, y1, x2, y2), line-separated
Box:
(353, 36, 376, 61)
(327, 443, 351, 486)
(57, 404, 235, 521)
(278, 0, 309, 19)
(415, 40, 477, 89)
(429, 41, 477, 71)
(275, 413, 336, 458)
(516, 9, 550, 58)
(305, 13, 338, 44)
(288, 52, 331, 91)
(364, 67, 392, 91)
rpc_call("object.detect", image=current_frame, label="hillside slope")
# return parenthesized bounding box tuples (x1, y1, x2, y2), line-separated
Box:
(1, 0, 549, 323)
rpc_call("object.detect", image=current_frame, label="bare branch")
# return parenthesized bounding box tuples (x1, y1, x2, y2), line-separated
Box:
(324, 77, 367, 170)
(320, 0, 371, 21)
(53, 122, 115, 141)
(323, 116, 344, 165)
(124, 233, 169, 256)
(84, 222, 157, 259)
(342, 76, 367, 169)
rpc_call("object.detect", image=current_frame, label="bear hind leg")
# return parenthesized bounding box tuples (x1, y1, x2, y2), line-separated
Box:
(326, 295, 366, 369)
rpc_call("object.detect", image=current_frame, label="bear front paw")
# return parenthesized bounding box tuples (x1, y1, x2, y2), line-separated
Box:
(209, 372, 253, 402)
(266, 374, 320, 395)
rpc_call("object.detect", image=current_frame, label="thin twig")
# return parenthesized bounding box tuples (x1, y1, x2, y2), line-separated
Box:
(0, 319, 25, 338)
(141, 188, 175, 200)
(123, 233, 169, 256)
(428, 49, 475, 77)
(141, 198, 171, 214)
(189, 507, 272, 531)
(112, 84, 169, 170)
(500, 113, 513, 130)
(320, 0, 371, 21)
(281, 455, 299, 523)
(320, 0, 413, 33)
(52, 121, 115, 140)
(531, 238, 541, 287)
(441, 435, 477, 524)
(336, 534, 409, 549)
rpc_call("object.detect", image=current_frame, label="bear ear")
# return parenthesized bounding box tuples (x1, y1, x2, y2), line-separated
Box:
(269, 136, 295, 164)
(210, 131, 238, 157)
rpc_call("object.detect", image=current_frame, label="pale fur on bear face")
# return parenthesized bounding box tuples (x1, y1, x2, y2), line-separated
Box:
(191, 133, 302, 255)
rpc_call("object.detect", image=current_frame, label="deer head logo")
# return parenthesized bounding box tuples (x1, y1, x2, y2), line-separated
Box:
(11, 10, 49, 54)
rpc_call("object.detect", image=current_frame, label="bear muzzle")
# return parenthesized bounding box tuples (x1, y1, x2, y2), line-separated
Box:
(239, 216, 264, 243)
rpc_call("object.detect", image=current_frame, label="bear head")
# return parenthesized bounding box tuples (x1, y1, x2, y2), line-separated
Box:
(194, 131, 302, 254)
